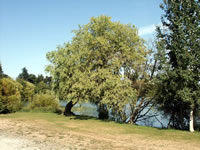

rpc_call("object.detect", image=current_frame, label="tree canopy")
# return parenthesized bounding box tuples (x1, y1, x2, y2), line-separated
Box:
(0, 78, 22, 113)
(0, 63, 3, 79)
(17, 78, 35, 102)
(46, 15, 148, 118)
(0, 63, 8, 79)
(18, 67, 29, 81)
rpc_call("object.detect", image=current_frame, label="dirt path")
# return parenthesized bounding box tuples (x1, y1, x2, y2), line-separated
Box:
(0, 134, 43, 150)
(0, 119, 73, 150)
(0, 118, 199, 150)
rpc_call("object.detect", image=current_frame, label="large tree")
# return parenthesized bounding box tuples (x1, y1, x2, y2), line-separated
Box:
(0, 63, 8, 79)
(0, 63, 3, 79)
(156, 0, 200, 132)
(46, 16, 147, 118)
(127, 40, 159, 124)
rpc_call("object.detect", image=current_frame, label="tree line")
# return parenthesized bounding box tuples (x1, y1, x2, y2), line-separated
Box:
(0, 0, 200, 132)
(0, 66, 60, 114)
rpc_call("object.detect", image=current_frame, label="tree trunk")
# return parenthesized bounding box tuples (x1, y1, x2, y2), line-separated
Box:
(167, 115, 172, 128)
(129, 113, 136, 124)
(189, 109, 194, 132)
(98, 104, 108, 120)
(64, 101, 75, 116)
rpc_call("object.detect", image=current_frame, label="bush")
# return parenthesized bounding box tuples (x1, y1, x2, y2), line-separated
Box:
(17, 79, 35, 102)
(0, 78, 22, 113)
(28, 92, 60, 112)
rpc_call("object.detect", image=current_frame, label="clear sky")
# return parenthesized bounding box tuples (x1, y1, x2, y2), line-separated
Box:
(0, 0, 163, 78)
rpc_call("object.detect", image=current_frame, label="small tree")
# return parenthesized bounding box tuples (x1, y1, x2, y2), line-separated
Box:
(0, 78, 22, 113)
(35, 81, 50, 93)
(28, 92, 59, 112)
(17, 79, 35, 102)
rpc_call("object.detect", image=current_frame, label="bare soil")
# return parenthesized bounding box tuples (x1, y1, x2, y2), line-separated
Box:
(0, 117, 199, 150)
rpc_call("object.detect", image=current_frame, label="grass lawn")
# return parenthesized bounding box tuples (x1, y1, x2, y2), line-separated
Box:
(0, 112, 200, 149)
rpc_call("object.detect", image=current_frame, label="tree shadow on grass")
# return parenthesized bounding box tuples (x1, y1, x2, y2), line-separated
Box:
(70, 115, 97, 120)
(70, 115, 112, 123)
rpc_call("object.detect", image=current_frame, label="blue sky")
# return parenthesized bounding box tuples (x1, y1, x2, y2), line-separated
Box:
(0, 0, 163, 78)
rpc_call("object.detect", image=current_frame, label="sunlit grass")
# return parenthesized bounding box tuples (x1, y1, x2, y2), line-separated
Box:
(1, 112, 200, 143)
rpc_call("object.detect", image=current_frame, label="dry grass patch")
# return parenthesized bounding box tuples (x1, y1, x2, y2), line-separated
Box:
(0, 112, 200, 150)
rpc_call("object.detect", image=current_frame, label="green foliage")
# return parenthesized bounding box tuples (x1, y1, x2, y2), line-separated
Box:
(17, 67, 37, 84)
(17, 79, 35, 102)
(0, 78, 22, 113)
(35, 81, 50, 93)
(17, 68, 52, 88)
(156, 0, 200, 129)
(28, 92, 59, 112)
(35, 75, 52, 93)
(18, 67, 29, 81)
(16, 67, 56, 112)
(28, 73, 37, 84)
(0, 63, 8, 79)
(0, 63, 3, 79)
(46, 15, 147, 119)
(126, 40, 159, 124)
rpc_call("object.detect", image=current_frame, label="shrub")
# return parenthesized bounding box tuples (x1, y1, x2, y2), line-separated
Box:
(17, 79, 35, 102)
(35, 81, 50, 94)
(0, 78, 22, 113)
(28, 92, 60, 112)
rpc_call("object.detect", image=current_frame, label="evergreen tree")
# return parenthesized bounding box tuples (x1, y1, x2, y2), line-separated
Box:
(156, 0, 200, 132)
(0, 63, 3, 79)
(28, 74, 37, 84)
(0, 63, 8, 79)
(18, 67, 29, 81)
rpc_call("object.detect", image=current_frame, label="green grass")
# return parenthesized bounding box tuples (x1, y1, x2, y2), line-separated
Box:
(1, 112, 200, 142)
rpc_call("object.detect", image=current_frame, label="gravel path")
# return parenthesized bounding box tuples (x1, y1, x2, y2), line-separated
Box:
(0, 135, 40, 150)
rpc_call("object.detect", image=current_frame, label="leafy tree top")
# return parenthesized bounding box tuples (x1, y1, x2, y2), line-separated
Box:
(46, 15, 147, 106)
(0, 63, 8, 79)
(155, 0, 200, 129)
(18, 67, 29, 81)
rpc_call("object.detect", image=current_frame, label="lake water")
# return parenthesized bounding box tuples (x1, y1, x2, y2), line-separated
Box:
(60, 101, 169, 128)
